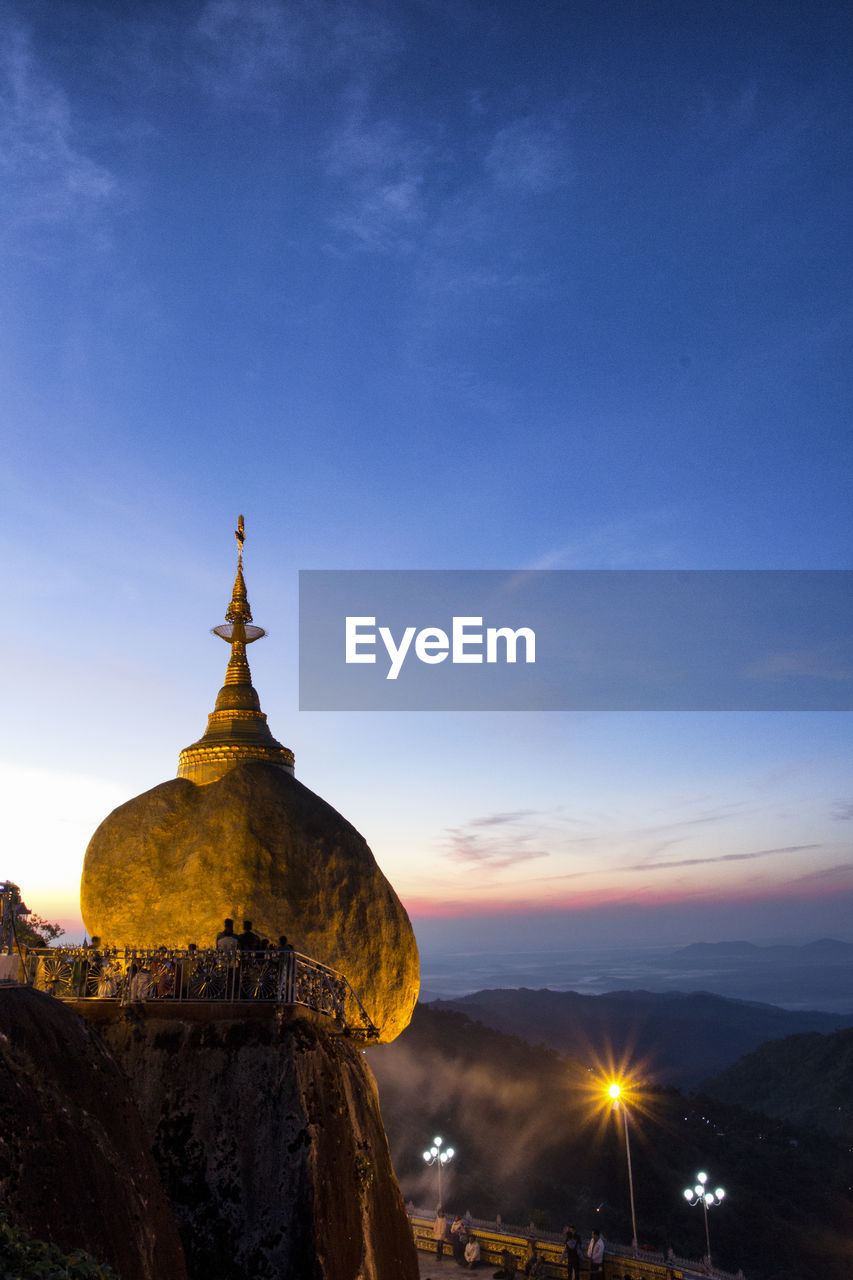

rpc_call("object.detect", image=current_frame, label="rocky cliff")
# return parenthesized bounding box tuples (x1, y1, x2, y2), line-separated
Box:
(96, 1005, 419, 1280)
(0, 986, 187, 1280)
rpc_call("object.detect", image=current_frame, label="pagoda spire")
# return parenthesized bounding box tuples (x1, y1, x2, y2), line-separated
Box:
(177, 516, 294, 785)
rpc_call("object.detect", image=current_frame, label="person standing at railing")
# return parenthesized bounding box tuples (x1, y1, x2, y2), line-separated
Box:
(215, 918, 239, 951)
(237, 920, 261, 951)
(152, 946, 176, 997)
(450, 1213, 468, 1264)
(432, 1206, 447, 1260)
(522, 1240, 545, 1278)
(277, 936, 295, 1003)
(561, 1227, 581, 1279)
(129, 959, 153, 1001)
(587, 1229, 604, 1278)
(495, 1247, 518, 1279)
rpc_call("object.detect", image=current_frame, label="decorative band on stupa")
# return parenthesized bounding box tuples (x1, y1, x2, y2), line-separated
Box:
(177, 515, 295, 785)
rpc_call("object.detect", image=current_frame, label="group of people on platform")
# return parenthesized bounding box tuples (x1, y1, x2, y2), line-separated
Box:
(215, 917, 295, 954)
(431, 1210, 481, 1269)
(35, 924, 298, 1001)
(431, 1208, 604, 1277)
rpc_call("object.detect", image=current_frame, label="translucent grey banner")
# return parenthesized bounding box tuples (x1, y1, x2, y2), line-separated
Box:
(298, 570, 853, 711)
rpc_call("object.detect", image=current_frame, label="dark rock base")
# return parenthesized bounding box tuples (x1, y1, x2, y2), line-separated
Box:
(97, 1005, 419, 1280)
(0, 987, 188, 1280)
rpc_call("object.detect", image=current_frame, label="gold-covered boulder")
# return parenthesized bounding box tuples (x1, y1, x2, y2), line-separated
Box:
(80, 517, 419, 1043)
(80, 761, 419, 1042)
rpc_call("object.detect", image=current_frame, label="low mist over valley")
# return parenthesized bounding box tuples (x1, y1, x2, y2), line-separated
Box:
(419, 937, 853, 1014)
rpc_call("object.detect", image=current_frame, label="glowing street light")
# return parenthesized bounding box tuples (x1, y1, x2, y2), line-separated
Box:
(422, 1135, 455, 1206)
(607, 1082, 638, 1252)
(683, 1170, 725, 1267)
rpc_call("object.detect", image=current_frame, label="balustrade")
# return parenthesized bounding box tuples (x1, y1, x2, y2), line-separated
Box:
(21, 946, 377, 1039)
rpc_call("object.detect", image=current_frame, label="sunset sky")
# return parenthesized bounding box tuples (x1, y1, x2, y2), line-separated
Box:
(2, 0, 851, 955)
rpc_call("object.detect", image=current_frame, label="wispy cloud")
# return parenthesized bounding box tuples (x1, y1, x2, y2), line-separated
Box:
(520, 509, 684, 571)
(195, 0, 400, 96)
(484, 115, 571, 193)
(468, 809, 538, 828)
(440, 800, 764, 883)
(443, 810, 551, 870)
(0, 16, 117, 235)
(324, 96, 431, 251)
(623, 844, 821, 873)
(787, 861, 853, 885)
(832, 801, 853, 821)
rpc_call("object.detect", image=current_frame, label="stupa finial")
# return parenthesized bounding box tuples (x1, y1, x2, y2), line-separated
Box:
(176, 516, 294, 785)
(224, 514, 254, 629)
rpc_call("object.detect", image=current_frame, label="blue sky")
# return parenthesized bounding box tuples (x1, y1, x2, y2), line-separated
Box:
(2, 0, 851, 953)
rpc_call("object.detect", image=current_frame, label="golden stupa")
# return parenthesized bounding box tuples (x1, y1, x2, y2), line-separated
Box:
(80, 518, 419, 1041)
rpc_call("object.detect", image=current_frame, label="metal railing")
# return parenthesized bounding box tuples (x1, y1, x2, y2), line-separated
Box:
(408, 1208, 745, 1280)
(21, 946, 379, 1040)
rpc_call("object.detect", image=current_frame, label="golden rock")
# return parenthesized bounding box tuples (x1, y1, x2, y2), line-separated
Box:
(79, 518, 419, 1042)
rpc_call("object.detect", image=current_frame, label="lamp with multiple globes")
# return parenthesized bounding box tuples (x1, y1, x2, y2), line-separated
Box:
(422, 1135, 455, 1207)
(683, 1171, 725, 1266)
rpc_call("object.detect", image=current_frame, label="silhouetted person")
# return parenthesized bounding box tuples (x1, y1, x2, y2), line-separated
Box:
(216, 918, 239, 951)
(523, 1241, 545, 1279)
(451, 1215, 468, 1264)
(587, 1229, 604, 1278)
(433, 1207, 448, 1260)
(238, 919, 262, 951)
(277, 934, 295, 952)
(562, 1227, 581, 1279)
(494, 1249, 518, 1279)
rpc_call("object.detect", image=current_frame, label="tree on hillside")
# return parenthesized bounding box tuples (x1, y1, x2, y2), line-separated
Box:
(15, 913, 65, 947)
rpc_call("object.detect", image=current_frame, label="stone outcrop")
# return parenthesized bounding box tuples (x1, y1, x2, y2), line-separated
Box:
(80, 761, 419, 1042)
(0, 986, 187, 1280)
(96, 1005, 420, 1280)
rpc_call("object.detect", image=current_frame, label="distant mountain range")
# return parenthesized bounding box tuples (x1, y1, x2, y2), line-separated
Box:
(670, 937, 853, 962)
(427, 987, 853, 1087)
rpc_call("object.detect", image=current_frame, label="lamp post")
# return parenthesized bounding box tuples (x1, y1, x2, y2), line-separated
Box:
(423, 1135, 455, 1207)
(683, 1171, 725, 1267)
(607, 1082, 638, 1252)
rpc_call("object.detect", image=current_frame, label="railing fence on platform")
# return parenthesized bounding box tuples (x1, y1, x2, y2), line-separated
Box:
(407, 1206, 744, 1280)
(19, 946, 378, 1040)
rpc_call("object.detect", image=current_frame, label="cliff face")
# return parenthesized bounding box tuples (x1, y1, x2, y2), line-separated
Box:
(0, 987, 187, 1280)
(80, 762, 419, 1042)
(97, 1006, 419, 1280)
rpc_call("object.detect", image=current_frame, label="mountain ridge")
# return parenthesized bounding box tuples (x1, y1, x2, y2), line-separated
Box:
(427, 986, 853, 1087)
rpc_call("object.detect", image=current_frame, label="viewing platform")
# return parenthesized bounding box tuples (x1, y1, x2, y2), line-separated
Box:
(16, 945, 379, 1040)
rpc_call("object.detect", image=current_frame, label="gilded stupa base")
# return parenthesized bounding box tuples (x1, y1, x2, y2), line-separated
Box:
(177, 742, 295, 785)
